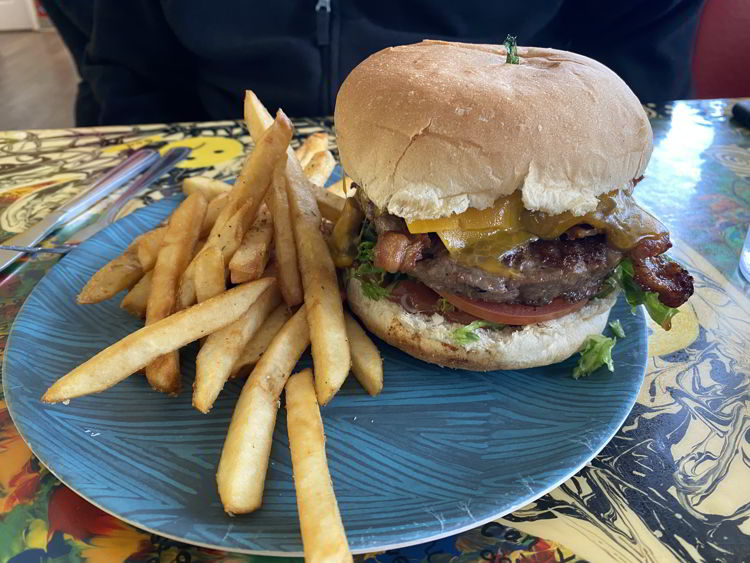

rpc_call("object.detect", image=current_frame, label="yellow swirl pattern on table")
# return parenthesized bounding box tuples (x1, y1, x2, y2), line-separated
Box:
(160, 137, 245, 168)
(100, 135, 165, 154)
(647, 302, 699, 357)
(499, 239, 750, 563)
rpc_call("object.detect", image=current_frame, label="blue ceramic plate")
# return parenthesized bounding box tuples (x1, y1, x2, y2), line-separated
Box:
(3, 199, 646, 555)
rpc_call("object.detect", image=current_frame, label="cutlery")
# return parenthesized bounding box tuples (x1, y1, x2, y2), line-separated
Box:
(0, 149, 159, 273)
(66, 147, 190, 245)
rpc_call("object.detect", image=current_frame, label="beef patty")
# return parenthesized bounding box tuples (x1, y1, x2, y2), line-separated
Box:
(409, 237, 622, 305)
(359, 190, 692, 308)
(361, 194, 621, 305)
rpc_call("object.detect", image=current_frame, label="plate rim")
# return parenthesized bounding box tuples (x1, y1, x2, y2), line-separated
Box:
(2, 200, 648, 555)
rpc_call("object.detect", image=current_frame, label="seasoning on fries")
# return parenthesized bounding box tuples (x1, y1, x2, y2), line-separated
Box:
(136, 226, 167, 272)
(193, 283, 281, 413)
(144, 192, 207, 394)
(194, 245, 226, 303)
(77, 237, 144, 304)
(244, 90, 351, 406)
(230, 303, 292, 378)
(286, 369, 353, 563)
(42, 279, 276, 403)
(216, 306, 310, 513)
(228, 204, 273, 284)
(120, 269, 153, 318)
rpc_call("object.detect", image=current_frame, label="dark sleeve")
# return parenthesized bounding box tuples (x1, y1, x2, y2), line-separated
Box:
(81, 0, 208, 125)
(38, 0, 100, 125)
(553, 0, 706, 102)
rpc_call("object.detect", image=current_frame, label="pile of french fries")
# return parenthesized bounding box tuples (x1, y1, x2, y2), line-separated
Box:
(42, 92, 385, 562)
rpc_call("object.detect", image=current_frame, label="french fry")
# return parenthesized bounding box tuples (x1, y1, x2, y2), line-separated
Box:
(262, 259, 279, 279)
(230, 304, 292, 378)
(181, 193, 271, 309)
(120, 270, 153, 318)
(311, 182, 345, 222)
(77, 237, 145, 304)
(285, 156, 350, 405)
(267, 164, 303, 306)
(145, 193, 207, 394)
(200, 192, 229, 238)
(123, 238, 208, 317)
(42, 279, 276, 403)
(193, 284, 281, 413)
(194, 246, 225, 303)
(344, 313, 383, 396)
(286, 369, 352, 563)
(328, 176, 355, 199)
(252, 307, 309, 399)
(136, 226, 168, 271)
(228, 204, 273, 284)
(182, 176, 231, 201)
(209, 110, 293, 240)
(244, 91, 345, 223)
(177, 269, 196, 311)
(216, 306, 310, 513)
(295, 132, 328, 168)
(304, 149, 337, 187)
(218, 384, 277, 515)
(179, 111, 292, 309)
(245, 91, 350, 405)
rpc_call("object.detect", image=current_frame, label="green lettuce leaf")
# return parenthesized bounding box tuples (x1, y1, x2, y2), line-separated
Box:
(351, 239, 390, 300)
(573, 334, 616, 379)
(608, 319, 625, 338)
(609, 259, 680, 330)
(453, 320, 506, 346)
(436, 297, 456, 314)
(360, 279, 390, 300)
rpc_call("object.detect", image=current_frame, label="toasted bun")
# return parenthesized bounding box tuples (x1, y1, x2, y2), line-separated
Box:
(347, 278, 618, 371)
(335, 40, 652, 221)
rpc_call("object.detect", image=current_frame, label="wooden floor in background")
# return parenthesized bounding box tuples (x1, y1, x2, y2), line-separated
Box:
(0, 30, 77, 131)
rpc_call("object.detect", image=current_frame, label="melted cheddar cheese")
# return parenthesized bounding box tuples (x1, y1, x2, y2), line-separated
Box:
(406, 190, 667, 275)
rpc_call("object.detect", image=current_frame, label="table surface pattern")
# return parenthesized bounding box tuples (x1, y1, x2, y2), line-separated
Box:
(0, 98, 749, 563)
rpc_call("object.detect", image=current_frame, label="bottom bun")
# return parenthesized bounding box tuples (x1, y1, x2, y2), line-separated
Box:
(347, 278, 618, 371)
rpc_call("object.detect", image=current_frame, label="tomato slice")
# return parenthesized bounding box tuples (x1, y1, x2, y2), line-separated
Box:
(388, 280, 478, 324)
(438, 292, 587, 325)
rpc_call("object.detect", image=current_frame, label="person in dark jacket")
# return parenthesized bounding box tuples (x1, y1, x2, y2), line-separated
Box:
(41, 0, 706, 126)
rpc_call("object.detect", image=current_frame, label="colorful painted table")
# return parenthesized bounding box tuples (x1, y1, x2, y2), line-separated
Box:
(1, 99, 749, 562)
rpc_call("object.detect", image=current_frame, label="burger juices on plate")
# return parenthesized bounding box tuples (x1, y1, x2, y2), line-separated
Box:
(330, 39, 693, 372)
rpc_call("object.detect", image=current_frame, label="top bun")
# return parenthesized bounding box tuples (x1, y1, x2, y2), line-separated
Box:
(335, 40, 652, 221)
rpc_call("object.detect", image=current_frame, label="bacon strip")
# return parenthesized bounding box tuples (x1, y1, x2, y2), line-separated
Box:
(629, 233, 672, 260)
(373, 231, 430, 273)
(631, 255, 694, 308)
(627, 233, 693, 307)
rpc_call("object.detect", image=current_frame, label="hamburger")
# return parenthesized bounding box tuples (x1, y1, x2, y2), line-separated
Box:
(331, 39, 693, 372)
